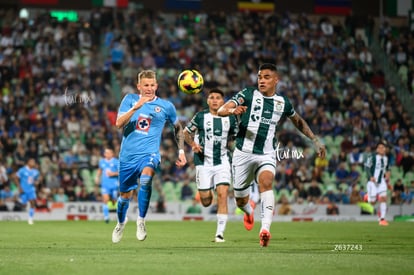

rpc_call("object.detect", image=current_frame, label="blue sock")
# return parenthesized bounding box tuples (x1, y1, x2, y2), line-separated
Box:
(138, 175, 152, 219)
(29, 208, 34, 218)
(116, 197, 130, 223)
(103, 204, 109, 220)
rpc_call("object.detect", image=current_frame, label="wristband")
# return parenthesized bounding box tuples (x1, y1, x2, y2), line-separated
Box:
(179, 149, 185, 154)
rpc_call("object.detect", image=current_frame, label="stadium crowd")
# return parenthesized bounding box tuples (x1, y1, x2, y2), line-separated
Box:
(0, 7, 413, 212)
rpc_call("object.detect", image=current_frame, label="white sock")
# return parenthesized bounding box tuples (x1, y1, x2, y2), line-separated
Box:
(260, 190, 274, 232)
(216, 214, 228, 236)
(380, 202, 387, 219)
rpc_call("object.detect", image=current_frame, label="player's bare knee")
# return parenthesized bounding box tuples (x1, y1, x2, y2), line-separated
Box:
(200, 196, 212, 207)
(236, 197, 249, 208)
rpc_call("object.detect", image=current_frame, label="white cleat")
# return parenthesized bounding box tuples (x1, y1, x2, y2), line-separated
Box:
(28, 218, 34, 225)
(214, 235, 225, 243)
(112, 217, 128, 243)
(136, 219, 147, 241)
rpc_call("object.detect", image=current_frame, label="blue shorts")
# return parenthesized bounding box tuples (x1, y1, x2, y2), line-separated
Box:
(20, 189, 36, 204)
(101, 185, 118, 199)
(119, 153, 160, 193)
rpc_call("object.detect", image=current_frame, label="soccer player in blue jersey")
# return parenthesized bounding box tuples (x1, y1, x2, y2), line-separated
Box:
(218, 63, 326, 246)
(95, 148, 119, 223)
(112, 70, 187, 243)
(15, 158, 40, 225)
(183, 88, 238, 242)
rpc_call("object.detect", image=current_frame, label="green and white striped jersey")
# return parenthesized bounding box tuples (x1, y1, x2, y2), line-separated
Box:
(364, 153, 389, 183)
(231, 87, 295, 154)
(185, 110, 238, 166)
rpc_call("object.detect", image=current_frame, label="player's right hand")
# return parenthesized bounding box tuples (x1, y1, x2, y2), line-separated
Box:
(191, 143, 203, 153)
(233, 106, 247, 115)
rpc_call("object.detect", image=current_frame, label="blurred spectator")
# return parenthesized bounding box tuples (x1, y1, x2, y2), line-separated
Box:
(401, 182, 413, 204)
(180, 180, 193, 201)
(322, 196, 339, 215)
(307, 179, 322, 203)
(348, 164, 361, 186)
(54, 187, 68, 202)
(348, 147, 364, 166)
(391, 179, 405, 205)
(335, 162, 350, 186)
(186, 197, 202, 214)
(277, 194, 292, 215)
(156, 193, 167, 213)
(349, 184, 362, 204)
(400, 151, 414, 176)
(327, 153, 340, 176)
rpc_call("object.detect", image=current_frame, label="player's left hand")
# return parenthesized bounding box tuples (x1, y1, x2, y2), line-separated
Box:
(176, 152, 187, 167)
(313, 137, 326, 159)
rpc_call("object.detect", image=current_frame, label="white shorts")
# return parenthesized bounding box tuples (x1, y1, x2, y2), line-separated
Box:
(195, 163, 231, 191)
(232, 148, 276, 198)
(366, 180, 387, 203)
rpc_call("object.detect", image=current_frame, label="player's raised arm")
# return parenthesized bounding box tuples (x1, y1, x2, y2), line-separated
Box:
(115, 96, 153, 129)
(289, 112, 326, 159)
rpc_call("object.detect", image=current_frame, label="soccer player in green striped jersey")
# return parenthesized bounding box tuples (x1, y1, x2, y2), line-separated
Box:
(364, 140, 391, 226)
(184, 88, 238, 243)
(218, 63, 326, 247)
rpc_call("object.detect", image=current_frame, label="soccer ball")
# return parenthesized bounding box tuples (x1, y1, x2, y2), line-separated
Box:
(177, 69, 204, 94)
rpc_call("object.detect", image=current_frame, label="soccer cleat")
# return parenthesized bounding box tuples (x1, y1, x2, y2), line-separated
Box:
(28, 218, 34, 225)
(379, 219, 389, 226)
(105, 218, 110, 224)
(259, 230, 271, 247)
(214, 235, 225, 243)
(136, 219, 147, 241)
(112, 217, 128, 243)
(243, 200, 255, 231)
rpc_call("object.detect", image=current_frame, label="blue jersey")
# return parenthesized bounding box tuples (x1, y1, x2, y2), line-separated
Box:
(118, 93, 177, 163)
(98, 157, 119, 188)
(17, 166, 40, 192)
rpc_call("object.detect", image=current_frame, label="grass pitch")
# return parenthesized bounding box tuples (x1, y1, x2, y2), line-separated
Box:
(0, 220, 413, 275)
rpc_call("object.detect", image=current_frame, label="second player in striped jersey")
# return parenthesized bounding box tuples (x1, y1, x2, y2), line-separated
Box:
(184, 88, 238, 243)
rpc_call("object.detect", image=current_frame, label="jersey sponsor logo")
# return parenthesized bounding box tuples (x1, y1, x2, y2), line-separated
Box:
(260, 117, 277, 125)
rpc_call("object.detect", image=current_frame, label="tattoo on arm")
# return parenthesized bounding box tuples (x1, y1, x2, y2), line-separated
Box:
(174, 122, 185, 150)
(183, 129, 195, 146)
(290, 113, 315, 139)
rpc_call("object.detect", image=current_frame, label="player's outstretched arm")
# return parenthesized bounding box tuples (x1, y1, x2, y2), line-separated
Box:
(174, 121, 187, 167)
(183, 129, 202, 153)
(289, 113, 326, 158)
(217, 101, 247, 117)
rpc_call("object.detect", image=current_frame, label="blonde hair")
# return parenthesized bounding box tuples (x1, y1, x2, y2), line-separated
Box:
(137, 70, 156, 83)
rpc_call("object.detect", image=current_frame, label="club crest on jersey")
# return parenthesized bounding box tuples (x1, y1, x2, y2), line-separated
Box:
(155, 106, 161, 113)
(136, 115, 151, 133)
(275, 101, 283, 112)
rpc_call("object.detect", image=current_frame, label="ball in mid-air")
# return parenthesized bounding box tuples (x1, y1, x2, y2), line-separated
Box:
(177, 69, 204, 94)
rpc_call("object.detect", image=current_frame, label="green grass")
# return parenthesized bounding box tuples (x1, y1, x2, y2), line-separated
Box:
(0, 221, 413, 275)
